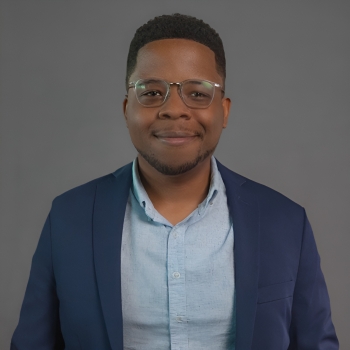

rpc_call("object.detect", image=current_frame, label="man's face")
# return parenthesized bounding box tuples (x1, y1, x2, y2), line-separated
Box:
(123, 38, 231, 176)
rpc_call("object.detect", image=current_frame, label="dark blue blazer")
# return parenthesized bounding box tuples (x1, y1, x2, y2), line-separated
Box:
(11, 160, 338, 349)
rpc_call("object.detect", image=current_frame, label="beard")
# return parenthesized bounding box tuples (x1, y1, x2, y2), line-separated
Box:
(135, 145, 216, 176)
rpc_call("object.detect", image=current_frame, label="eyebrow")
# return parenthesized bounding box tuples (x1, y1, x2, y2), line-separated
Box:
(140, 79, 163, 83)
(186, 80, 204, 85)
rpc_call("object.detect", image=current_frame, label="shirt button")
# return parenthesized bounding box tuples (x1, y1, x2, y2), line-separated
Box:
(176, 316, 183, 322)
(172, 272, 180, 279)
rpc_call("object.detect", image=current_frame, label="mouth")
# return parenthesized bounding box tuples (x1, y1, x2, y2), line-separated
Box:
(154, 131, 200, 146)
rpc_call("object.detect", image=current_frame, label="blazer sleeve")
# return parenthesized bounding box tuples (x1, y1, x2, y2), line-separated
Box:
(11, 212, 65, 350)
(288, 209, 339, 349)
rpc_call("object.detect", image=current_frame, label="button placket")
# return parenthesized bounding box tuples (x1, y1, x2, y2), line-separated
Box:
(167, 225, 188, 348)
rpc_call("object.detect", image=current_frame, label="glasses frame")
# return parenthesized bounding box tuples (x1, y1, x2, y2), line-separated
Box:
(127, 78, 225, 109)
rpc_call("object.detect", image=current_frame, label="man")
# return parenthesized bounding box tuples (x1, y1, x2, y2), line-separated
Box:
(11, 13, 338, 350)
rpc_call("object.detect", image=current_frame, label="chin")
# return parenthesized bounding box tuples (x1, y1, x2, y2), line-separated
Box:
(137, 147, 214, 176)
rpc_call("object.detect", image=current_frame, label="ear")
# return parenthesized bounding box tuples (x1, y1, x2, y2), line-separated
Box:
(123, 96, 129, 127)
(221, 97, 231, 129)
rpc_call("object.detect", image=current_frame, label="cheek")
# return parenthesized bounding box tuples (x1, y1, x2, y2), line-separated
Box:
(203, 108, 225, 137)
(126, 112, 155, 148)
(128, 120, 147, 141)
(126, 107, 148, 132)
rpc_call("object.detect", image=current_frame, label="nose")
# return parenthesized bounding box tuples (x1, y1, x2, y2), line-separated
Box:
(158, 84, 191, 120)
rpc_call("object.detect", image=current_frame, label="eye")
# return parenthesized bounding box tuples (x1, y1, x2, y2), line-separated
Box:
(192, 92, 205, 97)
(142, 90, 163, 97)
(189, 91, 210, 99)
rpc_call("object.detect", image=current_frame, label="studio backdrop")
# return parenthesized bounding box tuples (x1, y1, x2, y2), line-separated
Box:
(1, 1, 349, 348)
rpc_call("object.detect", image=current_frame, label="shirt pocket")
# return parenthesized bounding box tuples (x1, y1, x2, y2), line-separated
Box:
(257, 280, 294, 304)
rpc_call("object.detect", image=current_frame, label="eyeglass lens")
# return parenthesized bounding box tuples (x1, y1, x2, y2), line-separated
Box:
(134, 79, 215, 108)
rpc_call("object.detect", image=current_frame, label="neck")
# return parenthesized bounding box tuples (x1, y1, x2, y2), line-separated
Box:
(137, 155, 212, 207)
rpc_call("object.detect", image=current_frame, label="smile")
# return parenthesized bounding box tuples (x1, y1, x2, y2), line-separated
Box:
(156, 135, 198, 146)
(154, 131, 199, 146)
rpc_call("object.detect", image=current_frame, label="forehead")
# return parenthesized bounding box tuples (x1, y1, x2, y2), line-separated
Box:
(131, 38, 221, 83)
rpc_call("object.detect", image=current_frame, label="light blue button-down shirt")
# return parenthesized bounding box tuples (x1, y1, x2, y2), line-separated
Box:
(121, 156, 236, 350)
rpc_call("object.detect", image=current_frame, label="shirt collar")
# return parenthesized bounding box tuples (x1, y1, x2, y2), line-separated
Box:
(131, 155, 221, 220)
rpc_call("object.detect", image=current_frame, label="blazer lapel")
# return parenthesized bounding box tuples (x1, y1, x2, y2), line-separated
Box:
(93, 163, 132, 350)
(217, 159, 260, 350)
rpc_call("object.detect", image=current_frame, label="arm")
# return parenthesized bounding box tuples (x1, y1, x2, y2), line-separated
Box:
(11, 212, 65, 350)
(288, 210, 339, 349)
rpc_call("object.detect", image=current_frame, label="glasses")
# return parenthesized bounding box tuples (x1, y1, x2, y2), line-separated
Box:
(128, 78, 224, 109)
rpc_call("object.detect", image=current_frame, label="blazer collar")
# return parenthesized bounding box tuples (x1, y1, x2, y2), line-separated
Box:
(93, 159, 260, 350)
(93, 163, 132, 350)
(216, 159, 260, 350)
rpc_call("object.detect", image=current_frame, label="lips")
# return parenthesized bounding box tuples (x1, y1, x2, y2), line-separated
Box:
(154, 131, 199, 138)
(154, 130, 200, 146)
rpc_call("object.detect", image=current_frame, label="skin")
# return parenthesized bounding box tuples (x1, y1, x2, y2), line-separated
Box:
(123, 38, 231, 225)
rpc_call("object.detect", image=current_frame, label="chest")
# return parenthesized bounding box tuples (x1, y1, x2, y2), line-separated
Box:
(120, 192, 235, 348)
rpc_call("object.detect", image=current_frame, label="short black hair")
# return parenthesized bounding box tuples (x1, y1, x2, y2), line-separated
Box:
(126, 13, 226, 89)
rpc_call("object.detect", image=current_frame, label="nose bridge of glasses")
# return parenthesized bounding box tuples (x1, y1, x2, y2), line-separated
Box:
(166, 82, 186, 102)
(168, 82, 182, 93)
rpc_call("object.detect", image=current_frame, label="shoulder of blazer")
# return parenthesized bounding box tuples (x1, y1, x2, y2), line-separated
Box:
(51, 162, 133, 213)
(215, 158, 304, 219)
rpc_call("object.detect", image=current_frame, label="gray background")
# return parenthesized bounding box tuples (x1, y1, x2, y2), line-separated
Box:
(1, 1, 349, 348)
